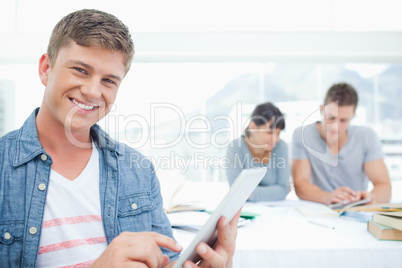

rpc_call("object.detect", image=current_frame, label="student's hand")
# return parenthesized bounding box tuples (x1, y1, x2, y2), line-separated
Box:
(326, 186, 359, 205)
(182, 210, 241, 268)
(354, 190, 373, 203)
(90, 231, 182, 268)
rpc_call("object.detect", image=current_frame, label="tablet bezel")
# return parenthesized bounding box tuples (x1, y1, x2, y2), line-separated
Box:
(172, 167, 267, 268)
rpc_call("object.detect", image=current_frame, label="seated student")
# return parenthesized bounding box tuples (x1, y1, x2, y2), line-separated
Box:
(291, 82, 392, 205)
(226, 102, 290, 201)
(0, 9, 239, 268)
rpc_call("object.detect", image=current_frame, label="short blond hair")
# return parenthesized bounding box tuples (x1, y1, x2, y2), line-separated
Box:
(47, 9, 134, 72)
(324, 82, 358, 109)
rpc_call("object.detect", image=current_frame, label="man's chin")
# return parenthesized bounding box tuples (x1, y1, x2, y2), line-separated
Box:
(326, 136, 339, 144)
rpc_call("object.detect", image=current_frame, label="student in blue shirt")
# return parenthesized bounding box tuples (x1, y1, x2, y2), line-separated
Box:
(0, 9, 239, 268)
(226, 102, 290, 201)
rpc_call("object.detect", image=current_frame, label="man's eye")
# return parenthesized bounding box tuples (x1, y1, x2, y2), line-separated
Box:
(75, 67, 86, 73)
(103, 78, 115, 84)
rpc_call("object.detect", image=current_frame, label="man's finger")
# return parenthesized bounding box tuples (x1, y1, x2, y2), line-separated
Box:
(195, 242, 223, 267)
(229, 209, 242, 229)
(340, 186, 356, 196)
(144, 232, 183, 252)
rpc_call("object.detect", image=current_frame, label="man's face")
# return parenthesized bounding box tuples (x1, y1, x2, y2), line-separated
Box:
(321, 103, 355, 143)
(39, 41, 126, 133)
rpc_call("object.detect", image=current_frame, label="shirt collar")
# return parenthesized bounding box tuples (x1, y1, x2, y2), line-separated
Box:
(90, 124, 123, 156)
(13, 108, 122, 167)
(13, 108, 45, 166)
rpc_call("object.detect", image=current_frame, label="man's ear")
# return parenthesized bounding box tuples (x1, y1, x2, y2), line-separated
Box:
(38, 53, 51, 86)
(319, 104, 325, 119)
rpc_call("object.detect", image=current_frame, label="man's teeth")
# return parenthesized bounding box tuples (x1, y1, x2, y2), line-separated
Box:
(72, 99, 95, 110)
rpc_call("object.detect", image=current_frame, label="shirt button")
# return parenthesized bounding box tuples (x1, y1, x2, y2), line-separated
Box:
(38, 184, 46, 191)
(131, 203, 138, 210)
(4, 232, 11, 240)
(41, 154, 48, 161)
(29, 227, 37, 235)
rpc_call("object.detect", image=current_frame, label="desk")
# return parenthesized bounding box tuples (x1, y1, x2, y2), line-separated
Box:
(171, 200, 402, 268)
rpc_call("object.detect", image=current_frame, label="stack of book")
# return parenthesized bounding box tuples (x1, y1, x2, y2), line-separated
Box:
(367, 211, 402, 241)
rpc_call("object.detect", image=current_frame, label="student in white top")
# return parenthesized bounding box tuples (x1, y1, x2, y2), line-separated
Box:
(291, 82, 392, 205)
(36, 144, 107, 266)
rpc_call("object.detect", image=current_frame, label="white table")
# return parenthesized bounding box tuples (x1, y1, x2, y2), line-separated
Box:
(171, 200, 402, 268)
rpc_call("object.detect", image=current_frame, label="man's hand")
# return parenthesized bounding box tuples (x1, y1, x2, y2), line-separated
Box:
(182, 209, 241, 268)
(90, 232, 182, 268)
(325, 186, 361, 205)
(354, 190, 373, 203)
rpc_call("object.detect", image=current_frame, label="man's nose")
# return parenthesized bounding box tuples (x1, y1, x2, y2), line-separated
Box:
(81, 79, 101, 99)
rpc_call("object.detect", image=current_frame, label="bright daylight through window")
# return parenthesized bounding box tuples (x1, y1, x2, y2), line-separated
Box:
(1, 0, 402, 184)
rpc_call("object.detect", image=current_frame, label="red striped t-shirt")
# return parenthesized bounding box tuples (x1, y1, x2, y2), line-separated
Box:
(36, 147, 107, 267)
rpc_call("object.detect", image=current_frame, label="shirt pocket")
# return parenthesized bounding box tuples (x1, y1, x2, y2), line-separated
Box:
(0, 221, 24, 268)
(117, 193, 155, 233)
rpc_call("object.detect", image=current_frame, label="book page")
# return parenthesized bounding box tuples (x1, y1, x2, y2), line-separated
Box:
(160, 179, 230, 213)
(296, 204, 339, 217)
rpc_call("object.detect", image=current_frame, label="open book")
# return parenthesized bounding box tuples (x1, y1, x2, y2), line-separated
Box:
(163, 182, 205, 213)
(161, 181, 230, 213)
(340, 202, 402, 212)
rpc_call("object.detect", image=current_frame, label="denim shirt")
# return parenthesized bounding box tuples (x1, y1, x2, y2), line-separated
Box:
(0, 109, 179, 267)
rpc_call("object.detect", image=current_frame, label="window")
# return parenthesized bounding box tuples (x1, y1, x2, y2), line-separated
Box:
(102, 62, 402, 181)
(1, 0, 402, 183)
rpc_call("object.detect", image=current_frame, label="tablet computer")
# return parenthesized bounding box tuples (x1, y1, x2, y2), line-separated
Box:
(172, 167, 267, 268)
(328, 198, 371, 210)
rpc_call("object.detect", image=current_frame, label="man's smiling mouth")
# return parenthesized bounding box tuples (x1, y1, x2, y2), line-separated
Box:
(70, 98, 98, 110)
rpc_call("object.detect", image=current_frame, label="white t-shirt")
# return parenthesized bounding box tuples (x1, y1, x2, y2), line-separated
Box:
(36, 146, 107, 268)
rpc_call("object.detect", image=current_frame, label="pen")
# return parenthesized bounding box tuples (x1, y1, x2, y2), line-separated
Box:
(307, 220, 335, 230)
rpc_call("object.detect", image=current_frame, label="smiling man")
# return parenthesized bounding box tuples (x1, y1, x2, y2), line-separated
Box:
(291, 82, 392, 205)
(0, 9, 239, 268)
